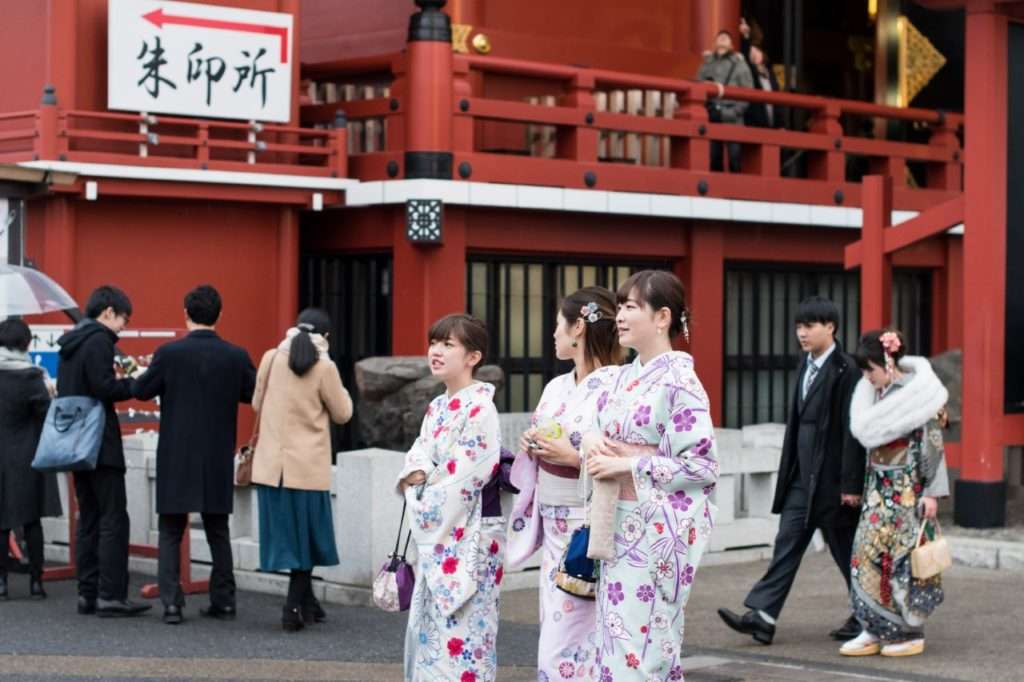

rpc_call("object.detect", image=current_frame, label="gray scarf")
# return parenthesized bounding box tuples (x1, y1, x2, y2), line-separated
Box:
(0, 347, 39, 372)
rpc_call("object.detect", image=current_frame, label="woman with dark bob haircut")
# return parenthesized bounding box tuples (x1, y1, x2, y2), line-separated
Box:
(583, 269, 719, 680)
(0, 318, 61, 600)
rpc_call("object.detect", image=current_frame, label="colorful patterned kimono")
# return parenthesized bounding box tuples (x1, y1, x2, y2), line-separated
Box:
(397, 382, 505, 682)
(507, 366, 620, 681)
(590, 352, 718, 681)
(848, 357, 949, 643)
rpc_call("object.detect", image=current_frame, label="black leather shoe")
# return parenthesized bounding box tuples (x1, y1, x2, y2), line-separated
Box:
(77, 596, 96, 615)
(302, 594, 326, 624)
(718, 607, 775, 645)
(96, 599, 152, 618)
(0, 573, 8, 601)
(282, 606, 304, 632)
(830, 615, 861, 641)
(29, 574, 46, 600)
(163, 605, 183, 625)
(199, 604, 236, 621)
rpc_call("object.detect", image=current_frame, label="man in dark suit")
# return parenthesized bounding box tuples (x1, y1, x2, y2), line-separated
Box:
(718, 296, 865, 644)
(133, 285, 256, 625)
(58, 285, 150, 618)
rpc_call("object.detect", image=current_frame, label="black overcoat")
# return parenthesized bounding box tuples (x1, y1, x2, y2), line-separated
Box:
(0, 367, 62, 529)
(771, 343, 866, 528)
(132, 330, 256, 515)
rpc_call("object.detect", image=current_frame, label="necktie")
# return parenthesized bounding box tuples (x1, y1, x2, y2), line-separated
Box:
(802, 362, 819, 401)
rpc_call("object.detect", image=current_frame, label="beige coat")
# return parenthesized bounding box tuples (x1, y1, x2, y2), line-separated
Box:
(250, 344, 353, 491)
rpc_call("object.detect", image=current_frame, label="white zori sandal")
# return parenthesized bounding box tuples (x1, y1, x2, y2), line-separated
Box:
(880, 639, 925, 657)
(839, 630, 881, 656)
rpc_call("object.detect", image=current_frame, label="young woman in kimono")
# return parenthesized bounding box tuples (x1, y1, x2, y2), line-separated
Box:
(585, 270, 719, 681)
(506, 286, 624, 681)
(841, 329, 949, 658)
(397, 314, 505, 682)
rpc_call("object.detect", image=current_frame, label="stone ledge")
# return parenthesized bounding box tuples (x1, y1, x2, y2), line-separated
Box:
(946, 534, 1024, 571)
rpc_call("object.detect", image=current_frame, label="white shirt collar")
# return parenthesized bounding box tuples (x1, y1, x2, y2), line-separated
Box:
(808, 343, 837, 370)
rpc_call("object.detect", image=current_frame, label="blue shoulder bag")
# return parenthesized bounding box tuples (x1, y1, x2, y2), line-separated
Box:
(32, 396, 105, 472)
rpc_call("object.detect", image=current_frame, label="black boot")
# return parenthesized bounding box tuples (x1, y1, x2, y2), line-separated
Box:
(282, 605, 304, 632)
(302, 589, 326, 624)
(29, 572, 46, 600)
(283, 569, 310, 632)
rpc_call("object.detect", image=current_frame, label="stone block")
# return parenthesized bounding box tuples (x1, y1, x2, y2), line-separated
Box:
(355, 356, 431, 400)
(235, 537, 261, 571)
(711, 474, 737, 524)
(499, 413, 532, 453)
(708, 517, 777, 552)
(742, 423, 786, 449)
(949, 538, 999, 569)
(744, 472, 777, 518)
(998, 546, 1024, 571)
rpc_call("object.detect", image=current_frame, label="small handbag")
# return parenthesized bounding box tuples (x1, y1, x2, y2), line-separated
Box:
(555, 470, 599, 599)
(235, 352, 278, 487)
(373, 499, 416, 612)
(911, 519, 952, 580)
(32, 396, 105, 472)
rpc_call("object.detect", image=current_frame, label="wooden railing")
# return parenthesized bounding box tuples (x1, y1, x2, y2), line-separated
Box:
(302, 51, 962, 211)
(1, 105, 349, 178)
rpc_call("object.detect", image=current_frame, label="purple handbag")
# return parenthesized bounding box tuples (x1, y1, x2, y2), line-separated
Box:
(373, 500, 415, 612)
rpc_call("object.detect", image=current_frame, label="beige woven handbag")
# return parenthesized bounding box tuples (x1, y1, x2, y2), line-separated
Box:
(911, 520, 952, 579)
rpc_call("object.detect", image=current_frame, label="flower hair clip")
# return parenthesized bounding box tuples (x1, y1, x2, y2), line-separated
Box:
(879, 331, 901, 373)
(581, 301, 602, 324)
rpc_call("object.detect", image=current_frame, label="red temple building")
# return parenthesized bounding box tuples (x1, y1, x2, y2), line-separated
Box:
(0, 0, 1019, 527)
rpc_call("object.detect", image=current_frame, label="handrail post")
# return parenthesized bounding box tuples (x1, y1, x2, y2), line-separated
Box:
(807, 103, 844, 182)
(197, 122, 210, 168)
(36, 85, 59, 160)
(670, 85, 710, 172)
(926, 115, 962, 191)
(332, 110, 349, 178)
(557, 72, 598, 168)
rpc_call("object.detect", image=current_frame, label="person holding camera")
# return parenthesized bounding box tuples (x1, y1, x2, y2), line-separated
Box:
(696, 29, 753, 173)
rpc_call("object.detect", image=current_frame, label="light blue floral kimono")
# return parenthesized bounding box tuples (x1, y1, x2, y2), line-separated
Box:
(591, 352, 718, 681)
(396, 382, 504, 682)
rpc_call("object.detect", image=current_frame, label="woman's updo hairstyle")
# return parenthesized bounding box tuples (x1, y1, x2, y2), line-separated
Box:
(855, 328, 906, 371)
(616, 269, 690, 338)
(559, 286, 624, 368)
(289, 308, 332, 377)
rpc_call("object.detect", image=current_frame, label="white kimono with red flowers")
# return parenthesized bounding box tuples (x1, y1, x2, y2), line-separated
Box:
(397, 382, 505, 682)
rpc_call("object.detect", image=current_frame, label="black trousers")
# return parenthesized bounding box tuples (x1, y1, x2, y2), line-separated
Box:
(711, 140, 742, 173)
(744, 481, 856, 620)
(158, 513, 235, 608)
(73, 468, 130, 601)
(1, 521, 44, 575)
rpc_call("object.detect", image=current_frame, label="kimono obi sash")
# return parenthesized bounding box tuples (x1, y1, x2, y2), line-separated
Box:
(870, 438, 911, 467)
(538, 459, 580, 479)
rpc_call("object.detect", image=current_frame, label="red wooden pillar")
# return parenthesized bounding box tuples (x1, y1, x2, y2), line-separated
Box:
(405, 0, 454, 179)
(957, 3, 1008, 527)
(391, 205, 467, 355)
(860, 175, 893, 331)
(277, 208, 300, 333)
(687, 225, 725, 426)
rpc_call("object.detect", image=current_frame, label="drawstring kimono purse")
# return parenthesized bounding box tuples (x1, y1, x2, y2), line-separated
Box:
(911, 519, 952, 579)
(554, 470, 599, 600)
(373, 499, 415, 612)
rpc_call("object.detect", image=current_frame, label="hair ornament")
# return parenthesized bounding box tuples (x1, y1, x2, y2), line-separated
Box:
(297, 322, 315, 332)
(681, 311, 691, 344)
(879, 330, 901, 373)
(581, 301, 602, 324)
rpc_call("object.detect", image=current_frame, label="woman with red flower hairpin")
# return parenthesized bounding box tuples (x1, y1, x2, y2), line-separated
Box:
(841, 328, 950, 659)
(396, 314, 504, 681)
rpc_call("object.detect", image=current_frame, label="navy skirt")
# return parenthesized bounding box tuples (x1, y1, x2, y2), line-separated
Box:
(257, 484, 339, 571)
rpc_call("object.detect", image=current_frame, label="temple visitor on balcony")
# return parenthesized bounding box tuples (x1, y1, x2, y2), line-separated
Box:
(718, 296, 865, 646)
(696, 29, 753, 173)
(397, 314, 504, 682)
(250, 308, 353, 633)
(131, 285, 257, 626)
(58, 286, 150, 618)
(583, 270, 718, 681)
(0, 319, 60, 602)
(739, 17, 782, 130)
(840, 329, 948, 659)
(507, 286, 624, 681)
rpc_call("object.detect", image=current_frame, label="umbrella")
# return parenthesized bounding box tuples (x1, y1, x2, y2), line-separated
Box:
(0, 264, 78, 317)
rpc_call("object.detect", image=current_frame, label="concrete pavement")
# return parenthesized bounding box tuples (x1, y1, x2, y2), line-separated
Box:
(0, 551, 1019, 681)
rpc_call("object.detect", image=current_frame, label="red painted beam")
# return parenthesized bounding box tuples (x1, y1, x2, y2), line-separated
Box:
(845, 194, 965, 268)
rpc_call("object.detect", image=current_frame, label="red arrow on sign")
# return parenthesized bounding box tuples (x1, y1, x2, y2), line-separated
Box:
(143, 8, 289, 64)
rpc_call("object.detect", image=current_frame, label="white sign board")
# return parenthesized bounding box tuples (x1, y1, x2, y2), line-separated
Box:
(108, 0, 293, 122)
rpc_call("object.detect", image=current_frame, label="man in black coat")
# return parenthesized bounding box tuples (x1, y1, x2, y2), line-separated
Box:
(57, 285, 150, 617)
(718, 296, 865, 644)
(132, 285, 255, 625)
